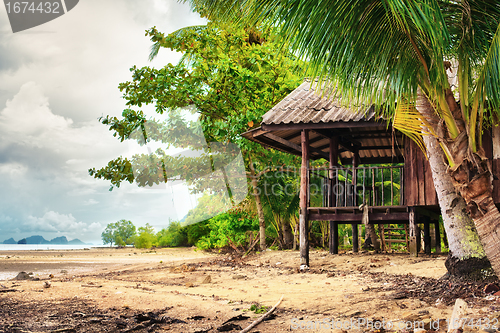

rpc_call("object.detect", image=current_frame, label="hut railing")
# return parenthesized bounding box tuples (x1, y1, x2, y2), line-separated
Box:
(308, 165, 404, 208)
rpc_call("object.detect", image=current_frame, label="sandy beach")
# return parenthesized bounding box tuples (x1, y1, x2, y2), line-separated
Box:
(1, 247, 500, 332)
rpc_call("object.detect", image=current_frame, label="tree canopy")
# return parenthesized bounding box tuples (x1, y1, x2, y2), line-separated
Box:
(101, 219, 136, 246)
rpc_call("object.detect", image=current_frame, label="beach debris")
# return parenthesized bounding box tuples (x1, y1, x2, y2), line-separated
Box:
(170, 264, 196, 273)
(185, 282, 195, 288)
(194, 328, 212, 333)
(133, 311, 187, 329)
(13, 271, 32, 280)
(217, 322, 242, 332)
(0, 287, 18, 293)
(447, 298, 468, 333)
(44, 281, 51, 288)
(202, 275, 212, 284)
(232, 274, 246, 280)
(484, 283, 500, 294)
(239, 295, 283, 333)
(221, 314, 250, 326)
(47, 327, 77, 332)
(187, 315, 206, 321)
(81, 282, 103, 288)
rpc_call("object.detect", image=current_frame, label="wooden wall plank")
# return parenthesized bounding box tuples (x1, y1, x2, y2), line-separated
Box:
(417, 144, 426, 204)
(300, 130, 310, 266)
(404, 137, 438, 206)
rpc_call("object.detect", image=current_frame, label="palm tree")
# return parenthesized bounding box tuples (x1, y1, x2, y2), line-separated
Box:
(183, 0, 500, 276)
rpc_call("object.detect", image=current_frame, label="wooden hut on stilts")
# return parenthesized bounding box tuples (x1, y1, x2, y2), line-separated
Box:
(242, 79, 500, 266)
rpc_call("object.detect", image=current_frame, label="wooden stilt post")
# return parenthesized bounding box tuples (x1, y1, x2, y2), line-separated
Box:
(416, 222, 422, 254)
(409, 207, 418, 257)
(434, 220, 441, 253)
(329, 137, 339, 255)
(424, 217, 431, 254)
(329, 221, 338, 254)
(351, 150, 359, 253)
(352, 150, 359, 206)
(299, 130, 310, 266)
(352, 223, 359, 253)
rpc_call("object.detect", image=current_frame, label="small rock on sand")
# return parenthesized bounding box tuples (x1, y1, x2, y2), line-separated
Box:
(13, 272, 31, 280)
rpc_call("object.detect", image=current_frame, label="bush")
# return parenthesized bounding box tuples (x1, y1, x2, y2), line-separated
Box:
(195, 212, 258, 250)
(157, 222, 187, 247)
(183, 220, 210, 245)
(134, 231, 157, 249)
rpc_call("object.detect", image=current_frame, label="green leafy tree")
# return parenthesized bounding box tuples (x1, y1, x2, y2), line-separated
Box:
(101, 219, 137, 246)
(89, 21, 307, 250)
(189, 0, 500, 276)
(134, 223, 158, 249)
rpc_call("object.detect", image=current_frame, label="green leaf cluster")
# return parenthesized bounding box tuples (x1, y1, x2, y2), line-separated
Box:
(195, 211, 258, 250)
(101, 219, 136, 246)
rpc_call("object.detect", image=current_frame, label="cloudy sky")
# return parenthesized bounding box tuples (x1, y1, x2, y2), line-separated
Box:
(0, 0, 207, 244)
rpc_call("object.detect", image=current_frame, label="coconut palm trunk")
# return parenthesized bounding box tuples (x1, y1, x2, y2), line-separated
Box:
(422, 134, 489, 274)
(447, 137, 500, 276)
(417, 89, 495, 275)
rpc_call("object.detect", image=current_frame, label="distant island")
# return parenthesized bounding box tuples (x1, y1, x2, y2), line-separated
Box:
(2, 235, 90, 245)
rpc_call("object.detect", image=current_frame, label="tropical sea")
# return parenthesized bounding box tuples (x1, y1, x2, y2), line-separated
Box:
(0, 244, 99, 251)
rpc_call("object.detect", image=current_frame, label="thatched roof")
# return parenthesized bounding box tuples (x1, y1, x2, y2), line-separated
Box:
(242, 80, 404, 164)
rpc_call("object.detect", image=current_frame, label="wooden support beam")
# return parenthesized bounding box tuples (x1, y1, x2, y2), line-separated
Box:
(248, 128, 270, 138)
(299, 129, 310, 266)
(329, 221, 338, 254)
(311, 129, 361, 153)
(424, 217, 431, 255)
(340, 156, 405, 165)
(262, 120, 386, 131)
(352, 224, 359, 253)
(409, 207, 418, 257)
(328, 136, 339, 255)
(434, 220, 441, 253)
(308, 212, 410, 222)
(352, 150, 359, 206)
(262, 132, 329, 160)
(263, 132, 301, 151)
(317, 143, 396, 151)
(415, 207, 441, 221)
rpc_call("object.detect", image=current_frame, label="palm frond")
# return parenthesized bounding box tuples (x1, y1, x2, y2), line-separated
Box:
(392, 102, 428, 155)
(468, 22, 500, 150)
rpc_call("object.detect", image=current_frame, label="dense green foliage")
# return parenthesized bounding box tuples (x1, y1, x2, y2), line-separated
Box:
(100, 211, 258, 250)
(157, 222, 188, 247)
(101, 219, 136, 246)
(195, 211, 258, 250)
